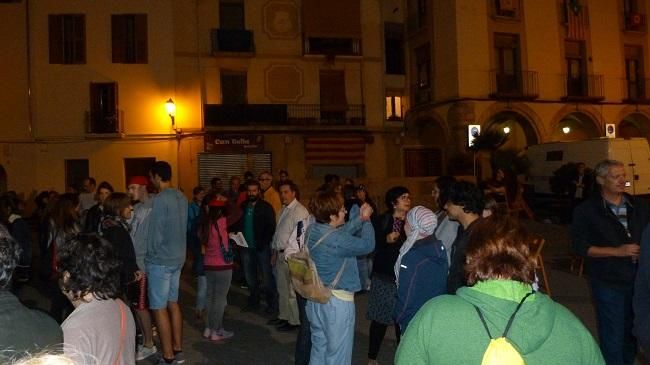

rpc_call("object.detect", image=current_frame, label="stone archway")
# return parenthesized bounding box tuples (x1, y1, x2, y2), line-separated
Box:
(551, 111, 601, 141)
(619, 113, 650, 140)
(0, 165, 6, 194)
(484, 110, 540, 150)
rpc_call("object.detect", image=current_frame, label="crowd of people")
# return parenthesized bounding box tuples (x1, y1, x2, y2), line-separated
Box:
(3, 158, 650, 364)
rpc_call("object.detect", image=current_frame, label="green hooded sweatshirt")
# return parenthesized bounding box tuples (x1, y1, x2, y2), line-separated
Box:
(395, 280, 604, 365)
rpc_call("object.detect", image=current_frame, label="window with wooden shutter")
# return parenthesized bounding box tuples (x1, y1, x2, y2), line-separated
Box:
(49, 14, 85, 64)
(404, 148, 443, 177)
(112, 14, 148, 64)
(65, 159, 89, 192)
(89, 83, 119, 133)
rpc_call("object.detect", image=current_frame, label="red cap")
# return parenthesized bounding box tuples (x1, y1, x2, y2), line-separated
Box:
(208, 198, 227, 207)
(127, 176, 149, 186)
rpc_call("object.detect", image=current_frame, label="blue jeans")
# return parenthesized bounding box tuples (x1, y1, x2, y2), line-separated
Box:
(146, 263, 183, 310)
(306, 296, 355, 365)
(241, 246, 277, 308)
(591, 281, 637, 365)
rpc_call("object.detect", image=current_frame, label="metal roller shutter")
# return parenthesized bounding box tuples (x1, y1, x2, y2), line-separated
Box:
(197, 152, 272, 188)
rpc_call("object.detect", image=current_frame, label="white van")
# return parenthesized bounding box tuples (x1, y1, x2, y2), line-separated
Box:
(526, 138, 650, 196)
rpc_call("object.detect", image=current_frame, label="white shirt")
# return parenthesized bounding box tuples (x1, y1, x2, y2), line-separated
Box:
(271, 198, 309, 251)
(285, 216, 315, 257)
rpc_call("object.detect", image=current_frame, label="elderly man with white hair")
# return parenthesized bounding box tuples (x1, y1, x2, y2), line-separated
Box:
(394, 205, 448, 332)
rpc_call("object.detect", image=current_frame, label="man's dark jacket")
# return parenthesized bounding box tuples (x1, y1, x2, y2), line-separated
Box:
(571, 193, 650, 288)
(234, 199, 276, 251)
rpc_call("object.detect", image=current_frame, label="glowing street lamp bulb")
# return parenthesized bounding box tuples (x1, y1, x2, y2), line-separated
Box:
(503, 126, 511, 134)
(165, 98, 176, 117)
(562, 126, 571, 134)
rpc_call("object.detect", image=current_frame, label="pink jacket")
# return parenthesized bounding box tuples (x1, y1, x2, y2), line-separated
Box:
(203, 218, 232, 270)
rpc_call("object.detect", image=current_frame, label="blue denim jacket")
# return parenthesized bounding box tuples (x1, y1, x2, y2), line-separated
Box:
(306, 206, 375, 292)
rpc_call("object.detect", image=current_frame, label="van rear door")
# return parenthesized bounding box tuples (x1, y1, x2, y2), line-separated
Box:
(627, 139, 650, 195)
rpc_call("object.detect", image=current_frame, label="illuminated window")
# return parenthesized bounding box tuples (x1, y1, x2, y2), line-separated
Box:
(386, 95, 403, 121)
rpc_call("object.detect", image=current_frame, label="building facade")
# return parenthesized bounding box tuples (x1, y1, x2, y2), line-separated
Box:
(404, 0, 650, 179)
(0, 0, 424, 204)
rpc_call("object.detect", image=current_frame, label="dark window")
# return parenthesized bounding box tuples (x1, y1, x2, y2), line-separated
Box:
(220, 1, 245, 30)
(49, 14, 86, 64)
(415, 44, 431, 89)
(625, 45, 644, 100)
(417, 0, 427, 28)
(89, 82, 119, 133)
(65, 159, 89, 192)
(494, 33, 521, 93)
(545, 151, 563, 162)
(319, 70, 347, 122)
(625, 0, 639, 13)
(495, 0, 518, 17)
(221, 71, 247, 105)
(124, 157, 156, 189)
(404, 148, 443, 177)
(565, 40, 586, 96)
(305, 37, 360, 56)
(385, 23, 405, 74)
(112, 14, 148, 64)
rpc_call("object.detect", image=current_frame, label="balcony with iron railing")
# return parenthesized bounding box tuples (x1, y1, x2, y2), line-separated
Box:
(562, 74, 605, 102)
(489, 70, 539, 100)
(211, 28, 255, 54)
(623, 77, 650, 103)
(203, 104, 365, 127)
(85, 110, 124, 135)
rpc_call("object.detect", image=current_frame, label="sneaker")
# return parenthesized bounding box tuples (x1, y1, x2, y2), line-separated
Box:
(174, 351, 186, 364)
(216, 329, 234, 339)
(210, 329, 234, 341)
(136, 344, 157, 361)
(155, 357, 179, 365)
(203, 328, 212, 339)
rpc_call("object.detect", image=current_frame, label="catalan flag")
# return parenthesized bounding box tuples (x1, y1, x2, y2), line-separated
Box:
(304, 137, 366, 164)
(566, 2, 589, 40)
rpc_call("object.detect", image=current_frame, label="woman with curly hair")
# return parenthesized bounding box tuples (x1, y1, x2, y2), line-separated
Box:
(365, 186, 410, 365)
(59, 233, 136, 365)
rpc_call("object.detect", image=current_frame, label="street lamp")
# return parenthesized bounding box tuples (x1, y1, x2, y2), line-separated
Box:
(165, 98, 176, 127)
(562, 126, 571, 134)
(503, 126, 511, 134)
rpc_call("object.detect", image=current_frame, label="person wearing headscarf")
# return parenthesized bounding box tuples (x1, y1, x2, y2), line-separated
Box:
(394, 206, 448, 332)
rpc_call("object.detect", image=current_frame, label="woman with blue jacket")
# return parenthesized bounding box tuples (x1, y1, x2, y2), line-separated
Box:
(394, 205, 448, 332)
(305, 190, 375, 365)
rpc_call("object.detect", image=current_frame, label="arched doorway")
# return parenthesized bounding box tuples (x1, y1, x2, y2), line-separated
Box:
(0, 165, 6, 194)
(619, 113, 650, 140)
(485, 111, 539, 150)
(403, 116, 448, 176)
(477, 111, 539, 181)
(552, 112, 600, 141)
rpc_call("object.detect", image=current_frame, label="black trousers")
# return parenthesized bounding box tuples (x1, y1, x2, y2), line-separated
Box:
(295, 293, 311, 365)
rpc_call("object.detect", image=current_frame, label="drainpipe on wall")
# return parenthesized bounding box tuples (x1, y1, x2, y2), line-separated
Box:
(26, 0, 35, 140)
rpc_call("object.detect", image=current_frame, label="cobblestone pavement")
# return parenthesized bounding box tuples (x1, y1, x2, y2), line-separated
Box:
(19, 220, 645, 364)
